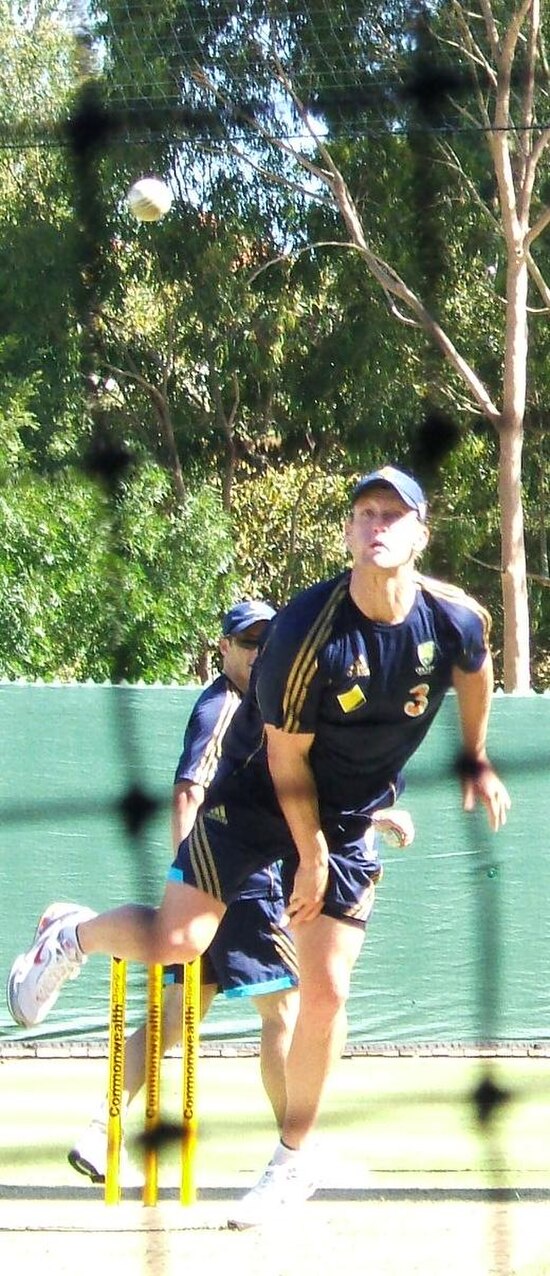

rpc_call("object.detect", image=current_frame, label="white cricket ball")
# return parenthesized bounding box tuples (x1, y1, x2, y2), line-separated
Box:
(127, 177, 173, 223)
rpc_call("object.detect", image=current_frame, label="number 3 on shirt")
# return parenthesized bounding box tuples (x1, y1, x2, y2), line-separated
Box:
(404, 683, 430, 717)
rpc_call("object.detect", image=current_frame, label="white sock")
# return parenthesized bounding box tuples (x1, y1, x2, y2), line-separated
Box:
(72, 923, 86, 956)
(271, 1140, 302, 1166)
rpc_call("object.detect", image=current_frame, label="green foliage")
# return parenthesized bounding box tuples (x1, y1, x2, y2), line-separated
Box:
(112, 466, 236, 679)
(0, 0, 548, 688)
(0, 5, 85, 464)
(0, 0, 78, 136)
(230, 459, 351, 605)
(0, 465, 235, 682)
(0, 340, 41, 477)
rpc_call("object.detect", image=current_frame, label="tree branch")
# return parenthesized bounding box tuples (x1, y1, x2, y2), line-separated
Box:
(438, 139, 501, 230)
(527, 202, 550, 246)
(486, 0, 533, 240)
(197, 138, 331, 206)
(524, 133, 550, 236)
(519, 0, 538, 148)
(526, 249, 550, 308)
(467, 553, 550, 587)
(449, 0, 498, 97)
(104, 362, 167, 415)
(478, 0, 501, 63)
(191, 65, 333, 186)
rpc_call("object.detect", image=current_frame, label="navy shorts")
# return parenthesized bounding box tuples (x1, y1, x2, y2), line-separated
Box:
(169, 803, 381, 931)
(164, 894, 298, 998)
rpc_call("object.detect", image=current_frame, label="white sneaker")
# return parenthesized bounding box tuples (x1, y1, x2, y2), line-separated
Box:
(6, 902, 96, 1028)
(33, 901, 88, 944)
(227, 1152, 318, 1230)
(68, 1120, 144, 1188)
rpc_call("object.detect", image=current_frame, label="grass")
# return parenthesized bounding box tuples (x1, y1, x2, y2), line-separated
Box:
(1, 1054, 550, 1276)
(2, 1053, 550, 1186)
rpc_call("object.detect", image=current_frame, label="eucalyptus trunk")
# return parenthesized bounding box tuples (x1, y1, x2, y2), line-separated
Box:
(498, 253, 530, 690)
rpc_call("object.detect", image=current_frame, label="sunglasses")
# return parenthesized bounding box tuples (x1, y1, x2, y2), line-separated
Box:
(230, 636, 260, 650)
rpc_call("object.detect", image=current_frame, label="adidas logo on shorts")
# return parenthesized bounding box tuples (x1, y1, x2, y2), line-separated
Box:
(207, 805, 228, 824)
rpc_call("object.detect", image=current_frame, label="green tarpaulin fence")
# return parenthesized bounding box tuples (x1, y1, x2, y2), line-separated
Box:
(0, 684, 548, 1047)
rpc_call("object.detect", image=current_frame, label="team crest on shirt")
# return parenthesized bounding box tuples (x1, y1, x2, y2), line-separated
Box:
(337, 684, 367, 713)
(415, 641, 435, 674)
(345, 654, 370, 679)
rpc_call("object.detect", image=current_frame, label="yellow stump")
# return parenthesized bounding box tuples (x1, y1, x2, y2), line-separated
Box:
(105, 957, 127, 1205)
(143, 963, 163, 1205)
(181, 958, 200, 1205)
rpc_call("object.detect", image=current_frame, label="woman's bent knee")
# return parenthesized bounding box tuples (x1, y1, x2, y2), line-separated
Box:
(150, 900, 224, 965)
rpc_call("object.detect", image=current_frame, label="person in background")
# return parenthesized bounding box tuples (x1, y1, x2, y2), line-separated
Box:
(65, 600, 299, 1183)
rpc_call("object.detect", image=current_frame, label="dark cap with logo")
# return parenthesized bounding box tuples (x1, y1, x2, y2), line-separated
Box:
(351, 466, 428, 521)
(222, 600, 276, 636)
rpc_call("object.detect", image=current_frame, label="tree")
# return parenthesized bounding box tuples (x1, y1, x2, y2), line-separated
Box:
(176, 0, 550, 690)
(3, 0, 549, 685)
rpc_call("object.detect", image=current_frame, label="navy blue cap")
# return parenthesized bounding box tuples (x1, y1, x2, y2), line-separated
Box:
(222, 600, 276, 636)
(352, 466, 428, 521)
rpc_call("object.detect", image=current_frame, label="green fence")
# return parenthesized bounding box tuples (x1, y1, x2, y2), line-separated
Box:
(0, 684, 548, 1047)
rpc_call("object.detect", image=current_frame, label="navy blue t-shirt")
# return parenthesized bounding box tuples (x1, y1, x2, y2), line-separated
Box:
(207, 571, 490, 826)
(174, 672, 282, 899)
(174, 673, 241, 790)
